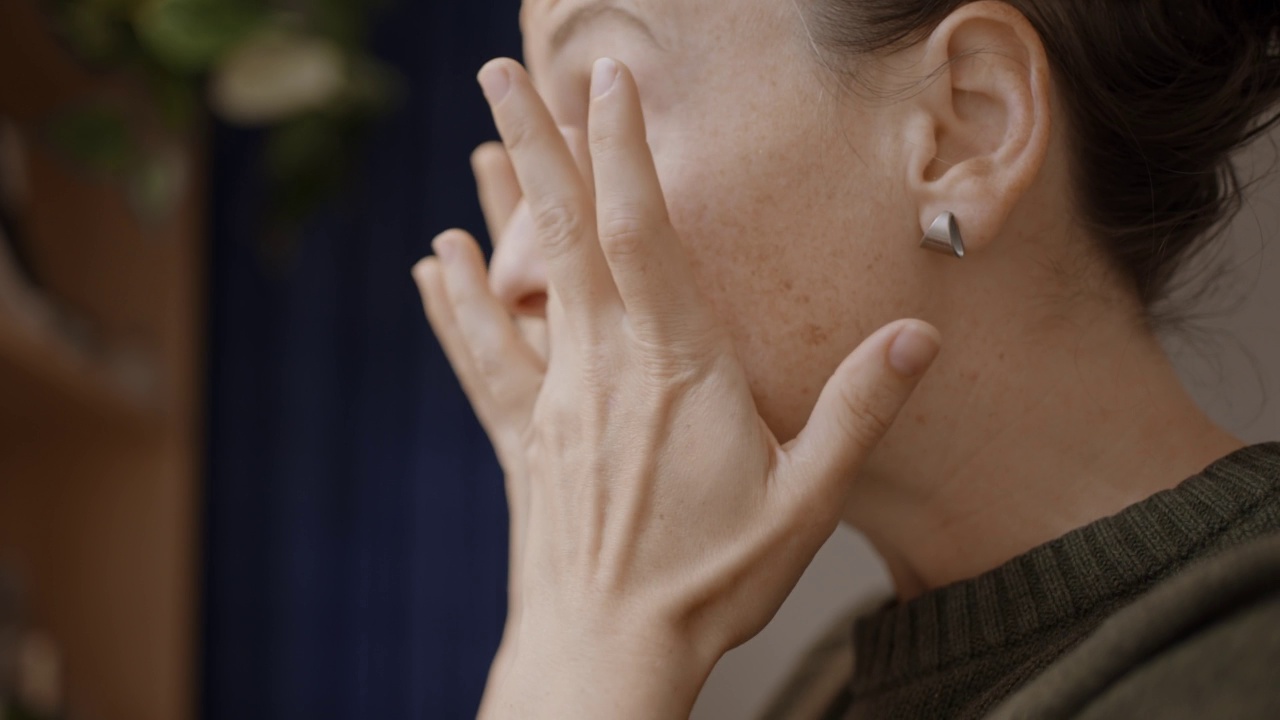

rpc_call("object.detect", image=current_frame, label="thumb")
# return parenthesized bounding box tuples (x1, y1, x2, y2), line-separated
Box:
(783, 320, 941, 499)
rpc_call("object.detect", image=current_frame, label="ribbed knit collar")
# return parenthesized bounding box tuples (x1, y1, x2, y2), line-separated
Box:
(851, 442, 1280, 695)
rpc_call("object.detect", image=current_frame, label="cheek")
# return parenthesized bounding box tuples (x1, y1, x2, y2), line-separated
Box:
(648, 118, 910, 440)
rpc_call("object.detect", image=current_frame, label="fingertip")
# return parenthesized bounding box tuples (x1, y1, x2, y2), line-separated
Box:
(433, 230, 494, 286)
(412, 258, 442, 305)
(478, 58, 521, 104)
(472, 142, 505, 172)
(432, 232, 457, 263)
(435, 228, 471, 241)
(887, 320, 942, 378)
(479, 57, 521, 74)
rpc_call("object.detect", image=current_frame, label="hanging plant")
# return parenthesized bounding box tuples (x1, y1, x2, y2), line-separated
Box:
(44, 0, 396, 232)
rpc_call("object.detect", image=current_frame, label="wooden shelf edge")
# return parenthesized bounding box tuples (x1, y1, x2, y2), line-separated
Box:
(0, 238, 158, 423)
(0, 311, 157, 424)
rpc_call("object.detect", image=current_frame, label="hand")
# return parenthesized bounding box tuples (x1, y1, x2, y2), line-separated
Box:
(418, 137, 536, 685)
(413, 57, 941, 719)
(430, 125, 604, 705)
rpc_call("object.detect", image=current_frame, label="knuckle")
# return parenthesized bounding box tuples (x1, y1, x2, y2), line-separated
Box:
(474, 350, 507, 382)
(598, 213, 649, 259)
(632, 340, 711, 391)
(632, 312, 723, 361)
(529, 403, 572, 454)
(583, 356, 619, 392)
(502, 115, 537, 154)
(838, 386, 895, 448)
(574, 336, 619, 386)
(468, 330, 510, 380)
(532, 201, 585, 257)
(588, 125, 625, 158)
(487, 371, 525, 410)
(636, 360, 698, 397)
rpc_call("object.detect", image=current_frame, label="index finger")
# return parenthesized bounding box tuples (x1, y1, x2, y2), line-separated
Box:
(586, 58, 708, 337)
(478, 58, 619, 324)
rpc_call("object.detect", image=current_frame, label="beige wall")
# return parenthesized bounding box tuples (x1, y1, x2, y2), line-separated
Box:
(692, 127, 1280, 719)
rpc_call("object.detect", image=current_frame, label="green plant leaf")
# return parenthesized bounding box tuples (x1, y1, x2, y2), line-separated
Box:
(132, 0, 266, 75)
(337, 55, 400, 118)
(49, 0, 393, 254)
(140, 60, 200, 129)
(58, 2, 132, 63)
(48, 106, 139, 177)
(265, 113, 353, 226)
(310, 0, 373, 50)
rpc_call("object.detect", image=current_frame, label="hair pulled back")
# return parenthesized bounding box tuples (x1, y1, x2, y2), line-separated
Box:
(809, 0, 1280, 315)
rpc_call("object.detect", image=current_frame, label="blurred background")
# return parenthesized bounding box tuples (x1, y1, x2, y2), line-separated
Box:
(0, 0, 1275, 719)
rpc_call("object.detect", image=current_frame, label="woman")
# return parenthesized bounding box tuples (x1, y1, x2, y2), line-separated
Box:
(413, 0, 1280, 717)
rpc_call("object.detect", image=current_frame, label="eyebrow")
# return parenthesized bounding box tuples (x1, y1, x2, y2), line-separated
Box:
(548, 1, 661, 56)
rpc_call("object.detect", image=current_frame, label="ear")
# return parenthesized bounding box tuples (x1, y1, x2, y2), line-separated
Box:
(902, 1, 1052, 255)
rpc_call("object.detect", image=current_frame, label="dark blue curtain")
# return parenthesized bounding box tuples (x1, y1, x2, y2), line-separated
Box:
(203, 1, 522, 718)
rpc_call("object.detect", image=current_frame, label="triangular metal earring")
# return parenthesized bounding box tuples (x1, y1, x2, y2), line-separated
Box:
(920, 212, 966, 258)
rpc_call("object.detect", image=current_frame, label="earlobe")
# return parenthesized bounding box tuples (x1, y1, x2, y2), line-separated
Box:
(903, 1, 1052, 256)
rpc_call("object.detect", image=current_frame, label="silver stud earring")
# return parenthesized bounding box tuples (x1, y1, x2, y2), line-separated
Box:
(920, 211, 966, 259)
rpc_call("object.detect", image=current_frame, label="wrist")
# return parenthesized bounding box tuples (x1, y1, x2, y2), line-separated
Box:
(481, 618, 716, 720)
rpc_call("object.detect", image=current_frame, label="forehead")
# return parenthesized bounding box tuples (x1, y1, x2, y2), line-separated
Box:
(519, 0, 685, 87)
(520, 0, 792, 58)
(521, 0, 662, 43)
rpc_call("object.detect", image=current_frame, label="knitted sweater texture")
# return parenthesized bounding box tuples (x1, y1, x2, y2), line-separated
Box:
(762, 443, 1280, 719)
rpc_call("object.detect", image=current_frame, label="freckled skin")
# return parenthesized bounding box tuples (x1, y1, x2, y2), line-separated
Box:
(499, 0, 1245, 598)
(512, 0, 931, 441)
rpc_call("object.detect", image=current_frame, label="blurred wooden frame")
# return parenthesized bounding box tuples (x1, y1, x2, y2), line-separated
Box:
(0, 2, 206, 719)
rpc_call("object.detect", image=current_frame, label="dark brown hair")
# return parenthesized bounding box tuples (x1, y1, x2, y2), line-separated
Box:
(808, 0, 1280, 317)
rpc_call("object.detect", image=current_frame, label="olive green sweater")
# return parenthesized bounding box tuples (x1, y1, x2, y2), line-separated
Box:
(763, 443, 1280, 720)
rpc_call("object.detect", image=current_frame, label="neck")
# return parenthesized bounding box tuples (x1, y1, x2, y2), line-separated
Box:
(845, 290, 1243, 600)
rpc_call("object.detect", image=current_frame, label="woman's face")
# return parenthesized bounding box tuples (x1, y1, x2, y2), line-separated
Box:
(495, 0, 931, 440)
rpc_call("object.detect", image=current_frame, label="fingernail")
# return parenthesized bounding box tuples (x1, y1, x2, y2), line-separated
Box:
(478, 62, 511, 104)
(888, 323, 941, 377)
(590, 58, 618, 99)
(433, 234, 456, 263)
